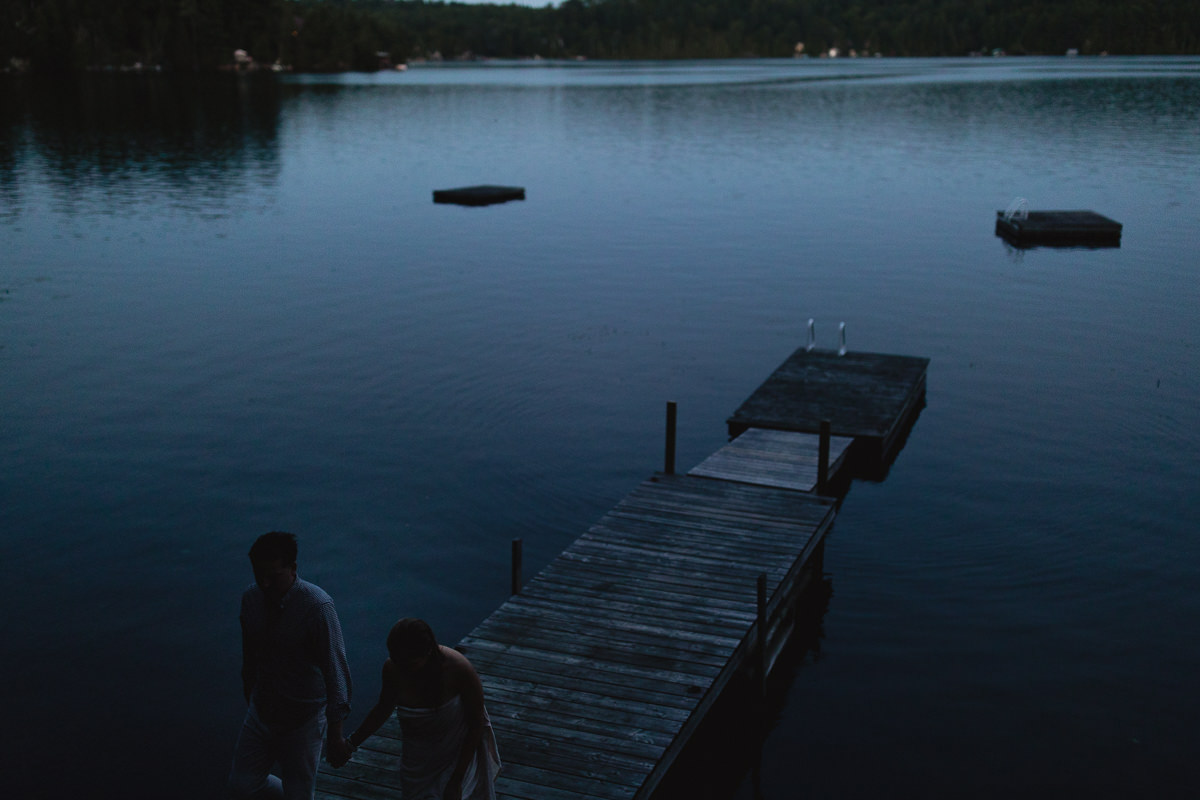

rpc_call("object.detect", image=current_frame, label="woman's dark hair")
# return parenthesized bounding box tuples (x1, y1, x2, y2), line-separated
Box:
(387, 617, 439, 660)
(387, 618, 445, 704)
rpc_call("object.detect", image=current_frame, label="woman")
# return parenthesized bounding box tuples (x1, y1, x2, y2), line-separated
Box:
(346, 618, 501, 799)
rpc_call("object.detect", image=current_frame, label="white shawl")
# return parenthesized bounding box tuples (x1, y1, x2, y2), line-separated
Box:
(396, 695, 501, 800)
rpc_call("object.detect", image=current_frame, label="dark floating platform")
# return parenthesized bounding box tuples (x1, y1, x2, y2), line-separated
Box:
(995, 210, 1122, 248)
(432, 184, 525, 206)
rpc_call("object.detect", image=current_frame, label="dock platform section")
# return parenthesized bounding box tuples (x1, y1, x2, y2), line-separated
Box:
(726, 348, 928, 465)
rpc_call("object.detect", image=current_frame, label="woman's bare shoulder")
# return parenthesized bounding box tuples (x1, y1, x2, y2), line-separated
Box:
(441, 645, 480, 683)
(440, 644, 474, 670)
(442, 646, 485, 707)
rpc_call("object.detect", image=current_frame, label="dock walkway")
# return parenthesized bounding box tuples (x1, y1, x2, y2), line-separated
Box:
(689, 427, 854, 492)
(317, 346, 927, 800)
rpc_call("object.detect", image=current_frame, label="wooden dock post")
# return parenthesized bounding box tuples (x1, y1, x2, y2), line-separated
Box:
(817, 419, 831, 494)
(664, 401, 677, 475)
(510, 538, 522, 596)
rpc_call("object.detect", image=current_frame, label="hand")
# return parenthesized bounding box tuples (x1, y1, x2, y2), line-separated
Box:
(326, 736, 354, 769)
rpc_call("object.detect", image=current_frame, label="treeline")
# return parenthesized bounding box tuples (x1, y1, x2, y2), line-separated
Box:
(2, 0, 285, 73)
(4, 0, 1198, 73)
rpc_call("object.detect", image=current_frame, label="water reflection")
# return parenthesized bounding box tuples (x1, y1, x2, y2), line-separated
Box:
(0, 75, 282, 219)
(0, 136, 18, 223)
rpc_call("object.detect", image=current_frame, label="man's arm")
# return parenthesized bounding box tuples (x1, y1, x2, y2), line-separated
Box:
(313, 600, 353, 765)
(326, 716, 352, 767)
(239, 596, 257, 704)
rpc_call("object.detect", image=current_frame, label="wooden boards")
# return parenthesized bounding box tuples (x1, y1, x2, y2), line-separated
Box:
(726, 347, 928, 464)
(994, 210, 1122, 247)
(317, 474, 836, 800)
(469, 474, 836, 800)
(689, 427, 854, 492)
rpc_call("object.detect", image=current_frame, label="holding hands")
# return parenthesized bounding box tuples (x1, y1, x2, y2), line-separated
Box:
(325, 735, 355, 769)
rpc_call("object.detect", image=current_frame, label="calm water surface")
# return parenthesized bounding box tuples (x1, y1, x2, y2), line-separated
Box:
(2, 58, 1199, 798)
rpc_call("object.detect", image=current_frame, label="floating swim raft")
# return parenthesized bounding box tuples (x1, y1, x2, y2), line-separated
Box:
(994, 209, 1122, 247)
(433, 185, 525, 206)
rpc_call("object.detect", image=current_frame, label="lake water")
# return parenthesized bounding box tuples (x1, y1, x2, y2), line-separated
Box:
(2, 57, 1199, 798)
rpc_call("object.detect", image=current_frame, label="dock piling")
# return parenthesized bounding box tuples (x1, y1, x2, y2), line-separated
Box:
(816, 419, 835, 494)
(818, 420, 831, 493)
(510, 538, 522, 596)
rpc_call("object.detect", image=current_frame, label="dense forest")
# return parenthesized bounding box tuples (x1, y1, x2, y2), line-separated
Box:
(3, 0, 1198, 74)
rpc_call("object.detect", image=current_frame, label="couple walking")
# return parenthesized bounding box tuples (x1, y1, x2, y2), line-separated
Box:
(228, 531, 501, 800)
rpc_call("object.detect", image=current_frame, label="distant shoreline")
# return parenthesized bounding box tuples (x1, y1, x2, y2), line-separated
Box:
(6, 0, 1196, 75)
(8, 50, 1190, 79)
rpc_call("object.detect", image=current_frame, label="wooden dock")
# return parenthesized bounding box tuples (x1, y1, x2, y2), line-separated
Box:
(317, 345, 927, 800)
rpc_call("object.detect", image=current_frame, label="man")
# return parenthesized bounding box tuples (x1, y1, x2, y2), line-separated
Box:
(228, 531, 354, 799)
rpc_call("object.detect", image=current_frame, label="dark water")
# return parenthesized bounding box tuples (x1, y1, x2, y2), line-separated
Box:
(2, 58, 1199, 798)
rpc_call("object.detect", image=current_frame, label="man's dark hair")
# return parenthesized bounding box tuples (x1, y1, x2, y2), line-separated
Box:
(248, 531, 298, 567)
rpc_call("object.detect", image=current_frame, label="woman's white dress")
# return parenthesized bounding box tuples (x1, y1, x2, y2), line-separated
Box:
(395, 695, 501, 799)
